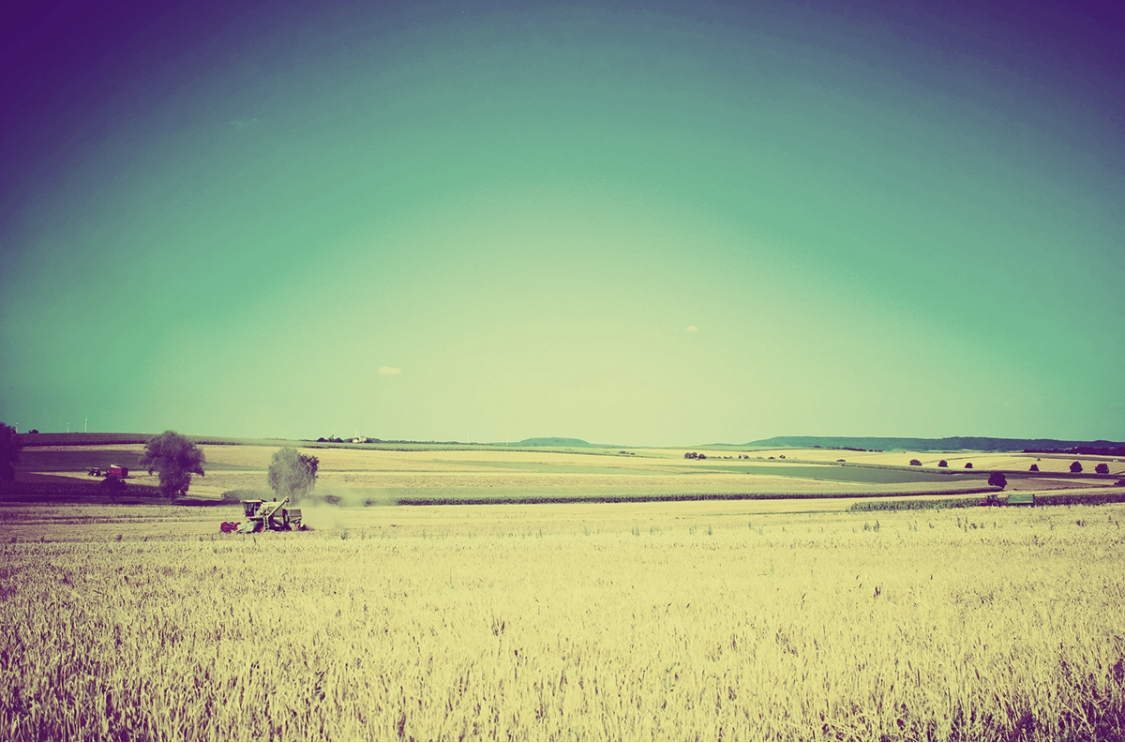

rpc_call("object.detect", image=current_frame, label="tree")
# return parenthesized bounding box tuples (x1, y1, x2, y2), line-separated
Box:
(1095, 463, 1110, 475)
(1070, 461, 1083, 473)
(937, 460, 948, 468)
(988, 472, 1007, 489)
(965, 462, 973, 469)
(140, 431, 205, 499)
(909, 459, 922, 466)
(0, 422, 21, 485)
(1030, 464, 1039, 472)
(268, 447, 319, 503)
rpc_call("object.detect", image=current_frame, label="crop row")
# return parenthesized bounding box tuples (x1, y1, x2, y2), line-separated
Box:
(0, 479, 161, 498)
(850, 492, 1125, 512)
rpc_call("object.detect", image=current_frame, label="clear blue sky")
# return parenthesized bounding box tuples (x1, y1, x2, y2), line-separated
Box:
(2, 0, 1123, 445)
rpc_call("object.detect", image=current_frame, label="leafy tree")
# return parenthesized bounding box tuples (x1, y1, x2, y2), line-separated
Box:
(1095, 463, 1110, 475)
(937, 460, 948, 468)
(0, 422, 21, 485)
(988, 472, 1007, 489)
(268, 447, 319, 503)
(1070, 461, 1083, 473)
(909, 459, 922, 466)
(140, 431, 205, 499)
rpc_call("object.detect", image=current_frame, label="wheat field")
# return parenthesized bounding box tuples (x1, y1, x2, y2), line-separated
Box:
(2, 501, 1124, 741)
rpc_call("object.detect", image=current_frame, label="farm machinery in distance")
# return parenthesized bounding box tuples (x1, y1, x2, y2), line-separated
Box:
(221, 497, 305, 533)
(88, 465, 129, 479)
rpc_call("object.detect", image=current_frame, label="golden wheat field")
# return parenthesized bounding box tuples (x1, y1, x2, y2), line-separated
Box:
(2, 499, 1124, 741)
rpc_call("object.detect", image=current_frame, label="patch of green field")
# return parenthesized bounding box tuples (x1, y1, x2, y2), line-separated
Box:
(15, 448, 145, 472)
(15, 446, 260, 474)
(699, 463, 975, 484)
(430, 458, 674, 476)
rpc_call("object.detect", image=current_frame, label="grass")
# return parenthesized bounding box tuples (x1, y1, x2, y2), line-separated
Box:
(1, 502, 1124, 740)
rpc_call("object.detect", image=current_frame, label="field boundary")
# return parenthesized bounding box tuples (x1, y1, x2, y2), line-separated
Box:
(850, 492, 1125, 512)
(390, 487, 1002, 507)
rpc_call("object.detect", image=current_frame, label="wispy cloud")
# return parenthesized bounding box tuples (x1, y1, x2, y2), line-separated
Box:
(686, 325, 698, 332)
(378, 366, 401, 375)
(229, 117, 259, 131)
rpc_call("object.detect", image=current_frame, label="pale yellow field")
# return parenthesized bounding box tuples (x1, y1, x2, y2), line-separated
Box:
(2, 501, 1123, 741)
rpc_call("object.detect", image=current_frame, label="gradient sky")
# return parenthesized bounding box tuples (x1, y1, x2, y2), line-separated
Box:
(2, 0, 1123, 445)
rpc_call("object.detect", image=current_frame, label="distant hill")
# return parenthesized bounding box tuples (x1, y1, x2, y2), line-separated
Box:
(510, 437, 598, 448)
(745, 436, 1125, 452)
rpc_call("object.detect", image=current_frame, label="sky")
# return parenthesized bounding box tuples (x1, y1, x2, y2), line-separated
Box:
(1, 0, 1123, 446)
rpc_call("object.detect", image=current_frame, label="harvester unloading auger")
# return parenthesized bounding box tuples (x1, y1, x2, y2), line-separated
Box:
(221, 498, 305, 533)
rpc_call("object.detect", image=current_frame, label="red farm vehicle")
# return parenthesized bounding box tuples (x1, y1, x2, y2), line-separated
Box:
(88, 465, 129, 479)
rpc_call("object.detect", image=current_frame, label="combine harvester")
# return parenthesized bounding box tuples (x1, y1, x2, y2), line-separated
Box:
(221, 498, 305, 533)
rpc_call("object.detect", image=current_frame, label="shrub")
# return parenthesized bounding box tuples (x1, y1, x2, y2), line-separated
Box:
(0, 422, 20, 484)
(98, 476, 125, 496)
(140, 431, 205, 499)
(909, 459, 922, 466)
(221, 489, 270, 503)
(1030, 464, 1039, 472)
(268, 447, 319, 504)
(938, 460, 948, 468)
(964, 462, 973, 469)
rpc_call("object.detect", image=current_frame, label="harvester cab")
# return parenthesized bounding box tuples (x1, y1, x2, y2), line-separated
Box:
(225, 497, 304, 533)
